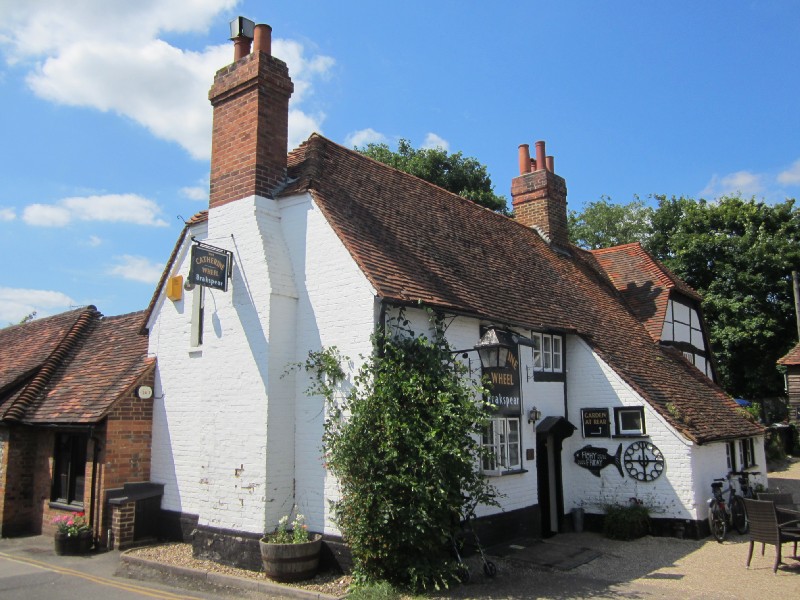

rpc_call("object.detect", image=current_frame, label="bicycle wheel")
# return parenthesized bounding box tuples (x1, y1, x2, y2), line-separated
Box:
(731, 496, 748, 534)
(708, 503, 727, 542)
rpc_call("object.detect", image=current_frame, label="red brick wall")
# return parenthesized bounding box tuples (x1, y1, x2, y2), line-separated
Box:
(511, 169, 569, 247)
(208, 50, 294, 210)
(1, 369, 156, 543)
(0, 427, 46, 536)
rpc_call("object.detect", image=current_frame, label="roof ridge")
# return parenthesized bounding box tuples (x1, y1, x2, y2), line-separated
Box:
(2, 305, 100, 422)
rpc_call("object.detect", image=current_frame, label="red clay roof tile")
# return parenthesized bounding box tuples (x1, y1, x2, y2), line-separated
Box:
(281, 135, 761, 444)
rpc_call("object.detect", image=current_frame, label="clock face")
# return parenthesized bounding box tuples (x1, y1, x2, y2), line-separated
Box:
(623, 441, 665, 482)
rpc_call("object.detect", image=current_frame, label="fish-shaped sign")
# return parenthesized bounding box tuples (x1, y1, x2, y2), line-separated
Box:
(574, 444, 624, 478)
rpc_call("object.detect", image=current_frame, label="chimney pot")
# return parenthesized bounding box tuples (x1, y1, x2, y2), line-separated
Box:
(546, 156, 554, 172)
(535, 140, 546, 172)
(518, 144, 531, 175)
(253, 24, 272, 56)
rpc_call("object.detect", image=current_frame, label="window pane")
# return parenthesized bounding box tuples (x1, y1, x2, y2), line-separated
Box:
(543, 335, 552, 370)
(532, 334, 542, 369)
(507, 419, 520, 467)
(552, 337, 562, 371)
(620, 411, 641, 431)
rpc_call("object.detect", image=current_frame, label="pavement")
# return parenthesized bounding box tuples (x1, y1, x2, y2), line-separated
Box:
(2, 458, 800, 599)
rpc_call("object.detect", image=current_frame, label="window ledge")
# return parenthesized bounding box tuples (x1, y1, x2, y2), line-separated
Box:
(484, 468, 528, 477)
(612, 434, 648, 439)
(48, 501, 85, 512)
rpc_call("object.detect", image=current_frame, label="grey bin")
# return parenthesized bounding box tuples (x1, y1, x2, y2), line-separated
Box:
(571, 507, 585, 533)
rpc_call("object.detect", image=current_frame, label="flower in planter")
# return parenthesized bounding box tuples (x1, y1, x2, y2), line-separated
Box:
(264, 513, 310, 544)
(52, 512, 91, 537)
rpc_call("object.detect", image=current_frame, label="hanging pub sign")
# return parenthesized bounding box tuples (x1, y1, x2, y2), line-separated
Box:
(189, 243, 232, 292)
(581, 408, 611, 438)
(483, 339, 521, 416)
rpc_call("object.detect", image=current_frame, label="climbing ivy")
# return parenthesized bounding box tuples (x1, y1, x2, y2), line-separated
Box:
(299, 311, 497, 591)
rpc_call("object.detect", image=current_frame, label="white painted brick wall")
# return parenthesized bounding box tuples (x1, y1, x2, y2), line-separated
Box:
(148, 193, 766, 541)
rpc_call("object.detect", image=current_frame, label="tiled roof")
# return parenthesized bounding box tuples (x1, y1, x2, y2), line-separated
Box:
(0, 308, 89, 398)
(589, 243, 701, 341)
(0, 309, 153, 424)
(280, 134, 761, 444)
(778, 342, 800, 366)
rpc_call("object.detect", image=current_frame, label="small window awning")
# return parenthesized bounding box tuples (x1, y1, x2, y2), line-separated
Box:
(536, 416, 577, 439)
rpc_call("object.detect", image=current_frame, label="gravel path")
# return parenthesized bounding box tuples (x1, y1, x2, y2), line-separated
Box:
(128, 458, 800, 599)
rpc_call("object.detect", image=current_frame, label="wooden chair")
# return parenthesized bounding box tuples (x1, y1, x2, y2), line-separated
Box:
(743, 498, 800, 573)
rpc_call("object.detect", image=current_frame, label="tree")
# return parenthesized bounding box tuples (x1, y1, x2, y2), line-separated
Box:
(568, 194, 800, 399)
(646, 195, 800, 400)
(357, 139, 508, 213)
(568, 196, 653, 249)
(300, 312, 497, 590)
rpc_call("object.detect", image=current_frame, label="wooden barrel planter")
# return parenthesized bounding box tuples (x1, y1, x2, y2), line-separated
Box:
(259, 534, 323, 582)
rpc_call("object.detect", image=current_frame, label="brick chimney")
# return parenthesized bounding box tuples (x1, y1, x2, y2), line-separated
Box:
(208, 20, 294, 209)
(511, 141, 569, 248)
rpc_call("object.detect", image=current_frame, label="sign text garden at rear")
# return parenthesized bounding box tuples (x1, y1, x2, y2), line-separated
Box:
(189, 244, 232, 291)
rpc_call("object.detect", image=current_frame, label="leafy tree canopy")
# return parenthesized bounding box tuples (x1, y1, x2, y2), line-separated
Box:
(568, 196, 653, 249)
(357, 139, 509, 214)
(569, 194, 800, 400)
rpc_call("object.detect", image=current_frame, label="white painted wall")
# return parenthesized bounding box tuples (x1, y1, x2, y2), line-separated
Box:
(148, 193, 377, 537)
(147, 193, 764, 542)
(563, 336, 699, 520)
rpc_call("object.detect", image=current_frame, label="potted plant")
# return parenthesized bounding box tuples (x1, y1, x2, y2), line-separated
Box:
(52, 512, 93, 555)
(259, 512, 322, 582)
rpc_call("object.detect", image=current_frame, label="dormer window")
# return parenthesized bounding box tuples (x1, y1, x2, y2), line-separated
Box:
(662, 297, 712, 379)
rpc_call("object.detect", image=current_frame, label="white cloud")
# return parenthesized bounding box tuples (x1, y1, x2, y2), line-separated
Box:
(0, 207, 16, 221)
(108, 255, 164, 284)
(180, 186, 208, 201)
(345, 128, 388, 148)
(22, 203, 71, 227)
(22, 193, 167, 227)
(0, 287, 77, 324)
(87, 235, 102, 247)
(1, 1, 335, 160)
(421, 132, 450, 151)
(700, 171, 764, 199)
(778, 159, 800, 186)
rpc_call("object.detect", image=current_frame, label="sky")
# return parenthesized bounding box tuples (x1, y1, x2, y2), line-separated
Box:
(1, 1, 799, 324)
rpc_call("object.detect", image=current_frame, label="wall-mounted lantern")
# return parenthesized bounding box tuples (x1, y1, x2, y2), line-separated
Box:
(474, 328, 515, 369)
(528, 406, 542, 424)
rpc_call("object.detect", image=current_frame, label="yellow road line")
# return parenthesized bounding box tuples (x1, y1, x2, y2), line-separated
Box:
(0, 552, 201, 600)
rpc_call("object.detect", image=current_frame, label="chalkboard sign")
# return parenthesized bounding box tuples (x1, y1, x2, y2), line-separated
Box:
(581, 408, 610, 438)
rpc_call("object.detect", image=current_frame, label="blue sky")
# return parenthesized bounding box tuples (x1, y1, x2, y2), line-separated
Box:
(1, 1, 799, 323)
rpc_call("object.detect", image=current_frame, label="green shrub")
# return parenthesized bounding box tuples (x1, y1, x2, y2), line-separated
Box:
(765, 428, 787, 462)
(299, 310, 498, 591)
(346, 581, 402, 600)
(603, 503, 650, 540)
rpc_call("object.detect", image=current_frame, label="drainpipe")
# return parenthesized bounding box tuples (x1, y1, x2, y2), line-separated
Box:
(89, 433, 101, 544)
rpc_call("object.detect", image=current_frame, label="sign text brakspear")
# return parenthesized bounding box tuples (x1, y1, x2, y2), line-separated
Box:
(189, 244, 232, 292)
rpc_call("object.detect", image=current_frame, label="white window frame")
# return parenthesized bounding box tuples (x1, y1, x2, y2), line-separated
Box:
(740, 438, 756, 469)
(531, 332, 563, 373)
(482, 417, 522, 475)
(726, 441, 737, 472)
(614, 406, 646, 436)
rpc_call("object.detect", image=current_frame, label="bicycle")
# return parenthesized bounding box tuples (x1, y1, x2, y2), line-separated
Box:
(708, 471, 760, 541)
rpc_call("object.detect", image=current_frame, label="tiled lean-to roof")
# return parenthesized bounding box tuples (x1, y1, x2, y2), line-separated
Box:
(276, 134, 761, 444)
(778, 342, 800, 366)
(589, 242, 701, 342)
(0, 308, 153, 424)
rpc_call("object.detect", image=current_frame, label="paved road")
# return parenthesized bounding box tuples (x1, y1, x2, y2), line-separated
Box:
(3, 459, 800, 599)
